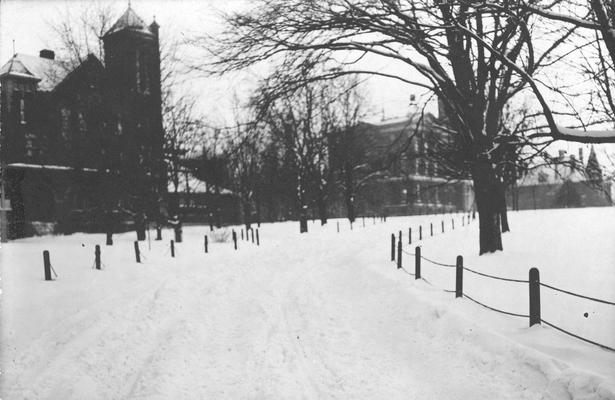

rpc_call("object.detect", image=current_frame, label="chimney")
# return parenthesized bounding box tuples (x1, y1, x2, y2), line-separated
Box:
(39, 49, 55, 60)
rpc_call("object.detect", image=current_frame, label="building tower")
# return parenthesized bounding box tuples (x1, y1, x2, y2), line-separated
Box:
(102, 6, 165, 216)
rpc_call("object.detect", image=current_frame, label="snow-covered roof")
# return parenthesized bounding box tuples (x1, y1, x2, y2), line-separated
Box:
(6, 163, 98, 172)
(104, 6, 155, 37)
(168, 171, 234, 195)
(519, 155, 586, 186)
(0, 53, 68, 91)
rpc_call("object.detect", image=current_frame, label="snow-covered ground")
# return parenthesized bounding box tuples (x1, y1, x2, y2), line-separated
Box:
(1, 207, 614, 399)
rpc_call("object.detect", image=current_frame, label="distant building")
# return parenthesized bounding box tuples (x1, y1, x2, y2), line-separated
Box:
(508, 148, 612, 210)
(331, 112, 474, 217)
(0, 6, 165, 239)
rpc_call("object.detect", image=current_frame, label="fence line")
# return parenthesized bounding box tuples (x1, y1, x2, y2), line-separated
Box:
(540, 282, 615, 306)
(462, 266, 529, 283)
(541, 319, 615, 352)
(462, 293, 529, 318)
(389, 233, 615, 352)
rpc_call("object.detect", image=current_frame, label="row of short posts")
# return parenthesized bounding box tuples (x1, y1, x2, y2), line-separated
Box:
(407, 244, 541, 328)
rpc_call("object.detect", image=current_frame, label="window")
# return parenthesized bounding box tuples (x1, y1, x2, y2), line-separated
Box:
(116, 115, 123, 136)
(77, 111, 86, 136)
(20, 97, 26, 124)
(136, 49, 141, 90)
(60, 107, 71, 140)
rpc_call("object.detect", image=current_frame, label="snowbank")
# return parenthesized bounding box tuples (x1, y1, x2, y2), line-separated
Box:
(1, 208, 613, 399)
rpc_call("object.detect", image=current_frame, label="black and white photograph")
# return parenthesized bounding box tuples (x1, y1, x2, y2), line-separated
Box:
(0, 0, 614, 398)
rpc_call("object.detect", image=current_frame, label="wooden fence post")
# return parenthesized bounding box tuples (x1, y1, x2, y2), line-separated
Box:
(462, 216, 465, 226)
(415, 246, 421, 279)
(397, 231, 402, 269)
(241, 229, 244, 241)
(43, 250, 52, 281)
(95, 245, 101, 270)
(529, 268, 541, 326)
(256, 229, 260, 246)
(362, 217, 365, 227)
(106, 231, 113, 246)
(170, 240, 175, 258)
(251, 228, 255, 243)
(430, 223, 433, 236)
(134, 241, 141, 263)
(232, 230, 237, 250)
(441, 220, 444, 233)
(419, 225, 422, 240)
(391, 233, 395, 261)
(204, 235, 208, 253)
(337, 221, 340, 233)
(408, 227, 412, 245)
(455, 256, 463, 298)
(452, 218, 454, 230)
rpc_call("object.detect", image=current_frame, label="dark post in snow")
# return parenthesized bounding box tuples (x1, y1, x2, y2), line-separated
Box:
(415, 246, 421, 279)
(350, 221, 353, 230)
(204, 235, 208, 253)
(408, 227, 412, 245)
(256, 229, 260, 246)
(397, 232, 402, 269)
(452, 218, 454, 230)
(232, 230, 237, 250)
(155, 225, 162, 241)
(391, 233, 395, 261)
(241, 229, 244, 241)
(441, 220, 444, 233)
(251, 228, 255, 243)
(43, 250, 52, 281)
(95, 245, 101, 270)
(337, 221, 340, 233)
(455, 256, 463, 298)
(419, 225, 422, 240)
(134, 241, 141, 263)
(170, 240, 175, 258)
(430, 222, 433, 237)
(106, 231, 113, 246)
(362, 217, 365, 228)
(529, 268, 541, 327)
(462, 216, 465, 226)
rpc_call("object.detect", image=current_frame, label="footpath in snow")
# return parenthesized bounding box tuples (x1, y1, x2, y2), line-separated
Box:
(1, 207, 614, 399)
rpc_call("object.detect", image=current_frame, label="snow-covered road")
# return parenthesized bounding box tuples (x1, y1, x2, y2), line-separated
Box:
(2, 209, 614, 399)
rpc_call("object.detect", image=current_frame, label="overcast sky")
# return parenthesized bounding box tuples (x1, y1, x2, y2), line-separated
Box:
(0, 0, 607, 165)
(0, 0, 422, 123)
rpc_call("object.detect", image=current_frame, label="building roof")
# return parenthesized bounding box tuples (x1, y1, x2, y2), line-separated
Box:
(104, 6, 154, 37)
(0, 53, 68, 91)
(168, 170, 234, 195)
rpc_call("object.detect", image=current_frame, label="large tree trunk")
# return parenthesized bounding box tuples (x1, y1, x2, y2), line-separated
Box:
(317, 197, 328, 225)
(242, 198, 252, 231)
(472, 157, 503, 255)
(299, 205, 308, 233)
(344, 164, 356, 223)
(499, 182, 510, 233)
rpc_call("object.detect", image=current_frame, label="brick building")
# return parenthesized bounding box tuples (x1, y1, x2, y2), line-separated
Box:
(329, 113, 474, 218)
(0, 6, 165, 239)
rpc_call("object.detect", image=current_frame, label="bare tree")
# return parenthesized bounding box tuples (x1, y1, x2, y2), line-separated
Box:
(199, 0, 579, 254)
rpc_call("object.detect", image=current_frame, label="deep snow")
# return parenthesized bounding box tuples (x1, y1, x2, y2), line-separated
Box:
(1, 207, 614, 399)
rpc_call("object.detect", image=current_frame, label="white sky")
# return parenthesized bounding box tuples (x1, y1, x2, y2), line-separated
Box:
(0, 0, 611, 167)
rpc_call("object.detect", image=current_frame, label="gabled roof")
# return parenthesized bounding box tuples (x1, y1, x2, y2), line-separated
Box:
(104, 6, 154, 37)
(0, 53, 68, 91)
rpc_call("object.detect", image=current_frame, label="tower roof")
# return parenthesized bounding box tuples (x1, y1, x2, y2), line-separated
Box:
(104, 6, 154, 37)
(0, 53, 67, 91)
